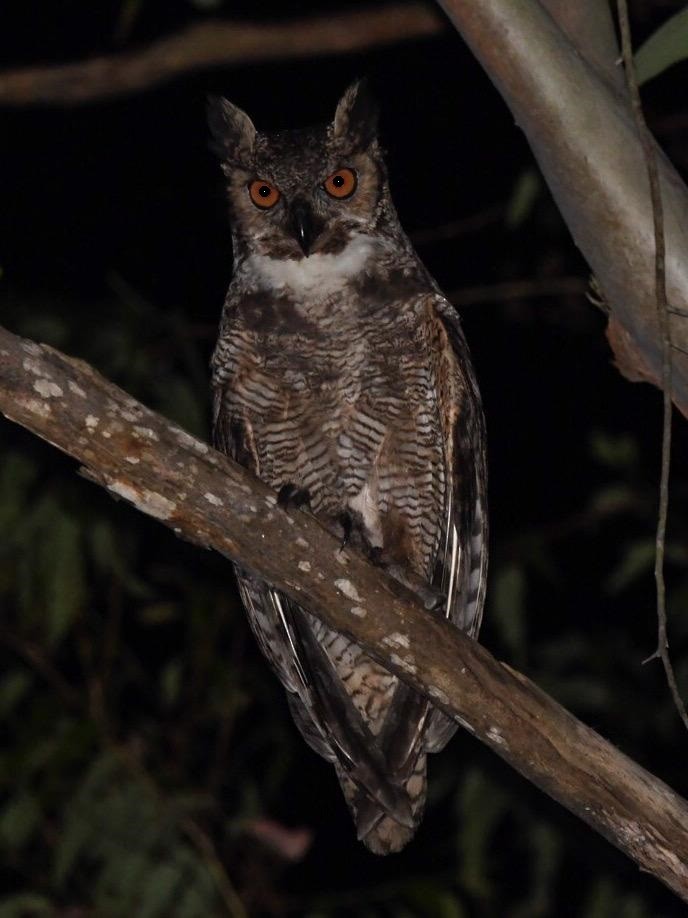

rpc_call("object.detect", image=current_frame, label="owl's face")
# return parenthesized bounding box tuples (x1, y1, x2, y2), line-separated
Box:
(209, 82, 388, 260)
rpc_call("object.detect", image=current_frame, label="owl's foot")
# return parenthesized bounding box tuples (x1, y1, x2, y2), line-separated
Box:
(277, 483, 311, 510)
(388, 568, 444, 612)
(368, 553, 445, 612)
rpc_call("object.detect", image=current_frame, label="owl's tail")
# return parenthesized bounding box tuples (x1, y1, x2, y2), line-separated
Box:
(336, 753, 427, 855)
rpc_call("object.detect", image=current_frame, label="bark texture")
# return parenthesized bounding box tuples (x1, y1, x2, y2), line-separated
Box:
(2, 321, 688, 900)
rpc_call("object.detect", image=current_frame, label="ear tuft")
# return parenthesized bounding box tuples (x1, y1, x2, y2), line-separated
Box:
(332, 79, 378, 151)
(207, 95, 256, 164)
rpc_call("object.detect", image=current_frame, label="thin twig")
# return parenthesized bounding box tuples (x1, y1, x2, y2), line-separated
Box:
(0, 7, 443, 107)
(409, 205, 503, 246)
(616, 0, 688, 731)
(448, 276, 587, 307)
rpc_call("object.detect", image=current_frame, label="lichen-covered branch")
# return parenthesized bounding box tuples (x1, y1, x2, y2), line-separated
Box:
(0, 6, 442, 106)
(437, 0, 688, 417)
(1, 322, 688, 899)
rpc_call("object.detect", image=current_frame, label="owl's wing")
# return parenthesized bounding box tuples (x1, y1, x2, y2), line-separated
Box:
(213, 398, 416, 828)
(423, 295, 488, 753)
(237, 573, 417, 829)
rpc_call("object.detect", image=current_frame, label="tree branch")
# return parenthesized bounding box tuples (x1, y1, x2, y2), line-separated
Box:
(2, 322, 688, 899)
(0, 6, 443, 106)
(436, 0, 688, 418)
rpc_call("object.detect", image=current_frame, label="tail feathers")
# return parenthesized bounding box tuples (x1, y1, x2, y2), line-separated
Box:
(336, 753, 427, 855)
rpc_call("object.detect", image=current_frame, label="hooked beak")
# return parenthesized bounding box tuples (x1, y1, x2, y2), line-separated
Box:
(289, 200, 316, 256)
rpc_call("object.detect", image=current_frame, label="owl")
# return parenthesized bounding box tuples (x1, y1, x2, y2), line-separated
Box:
(208, 81, 487, 855)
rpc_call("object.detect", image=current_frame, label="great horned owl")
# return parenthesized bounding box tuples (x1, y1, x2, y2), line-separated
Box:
(208, 81, 487, 854)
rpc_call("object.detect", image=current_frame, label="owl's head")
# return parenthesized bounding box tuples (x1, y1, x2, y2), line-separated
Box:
(208, 81, 392, 260)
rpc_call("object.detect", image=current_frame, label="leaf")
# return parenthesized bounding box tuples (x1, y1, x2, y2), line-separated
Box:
(0, 792, 41, 849)
(457, 770, 508, 899)
(42, 511, 86, 645)
(405, 885, 466, 918)
(0, 893, 54, 917)
(159, 659, 183, 707)
(605, 540, 655, 593)
(635, 6, 688, 86)
(138, 862, 181, 918)
(506, 168, 541, 228)
(589, 431, 638, 469)
(0, 670, 32, 717)
(490, 563, 527, 665)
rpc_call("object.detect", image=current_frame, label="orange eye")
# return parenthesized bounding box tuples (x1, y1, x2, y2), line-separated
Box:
(323, 168, 357, 200)
(248, 179, 280, 209)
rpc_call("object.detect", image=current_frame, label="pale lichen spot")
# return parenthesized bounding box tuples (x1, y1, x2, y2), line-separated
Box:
(249, 504, 257, 513)
(296, 536, 309, 549)
(350, 605, 367, 618)
(23, 397, 51, 418)
(23, 356, 47, 376)
(382, 631, 410, 650)
(101, 430, 112, 439)
(85, 415, 99, 430)
(334, 578, 362, 602)
(133, 425, 159, 442)
(264, 494, 277, 508)
(298, 560, 311, 573)
(124, 456, 140, 465)
(21, 341, 42, 356)
(390, 652, 417, 675)
(428, 686, 450, 706)
(455, 715, 475, 734)
(204, 492, 224, 507)
(107, 480, 176, 520)
(617, 820, 647, 846)
(174, 428, 209, 454)
(68, 380, 87, 398)
(33, 379, 63, 398)
(487, 726, 507, 747)
(120, 409, 139, 422)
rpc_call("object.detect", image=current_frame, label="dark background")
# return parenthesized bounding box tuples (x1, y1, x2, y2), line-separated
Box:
(1, 2, 688, 915)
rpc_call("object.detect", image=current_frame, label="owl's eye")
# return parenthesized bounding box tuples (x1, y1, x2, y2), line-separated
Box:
(323, 168, 357, 200)
(248, 179, 281, 209)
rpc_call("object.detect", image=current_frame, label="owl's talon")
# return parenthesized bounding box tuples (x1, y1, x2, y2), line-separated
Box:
(277, 483, 311, 510)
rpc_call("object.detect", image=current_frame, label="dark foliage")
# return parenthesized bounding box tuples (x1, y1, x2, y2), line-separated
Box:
(1, 1, 688, 915)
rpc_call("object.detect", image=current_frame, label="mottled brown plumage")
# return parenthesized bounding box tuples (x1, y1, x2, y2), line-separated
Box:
(209, 81, 487, 854)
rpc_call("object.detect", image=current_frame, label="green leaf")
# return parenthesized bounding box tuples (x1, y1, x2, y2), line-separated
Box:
(635, 6, 688, 86)
(506, 168, 541, 228)
(0, 893, 54, 917)
(0, 792, 41, 849)
(457, 770, 508, 899)
(0, 670, 32, 717)
(589, 431, 638, 469)
(606, 540, 655, 593)
(43, 512, 86, 645)
(405, 885, 466, 918)
(138, 862, 182, 918)
(490, 563, 527, 665)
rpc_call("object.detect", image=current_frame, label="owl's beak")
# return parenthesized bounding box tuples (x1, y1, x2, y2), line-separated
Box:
(289, 200, 316, 256)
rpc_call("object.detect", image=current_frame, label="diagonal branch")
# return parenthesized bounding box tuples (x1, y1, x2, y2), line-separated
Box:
(2, 321, 688, 899)
(0, 6, 443, 107)
(436, 0, 688, 418)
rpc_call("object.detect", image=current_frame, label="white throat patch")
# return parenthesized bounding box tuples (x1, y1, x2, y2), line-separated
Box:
(246, 235, 377, 293)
